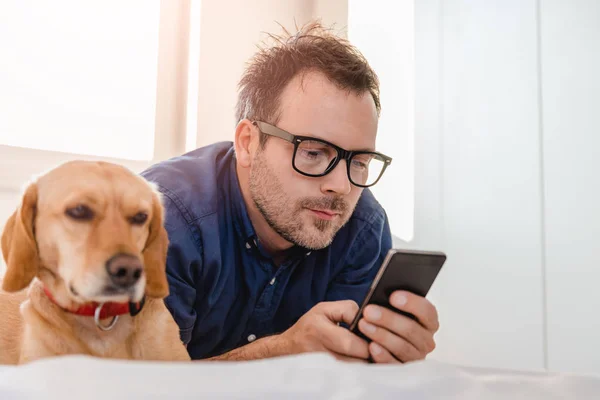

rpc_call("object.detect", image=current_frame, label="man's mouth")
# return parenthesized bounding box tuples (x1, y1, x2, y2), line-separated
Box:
(309, 208, 341, 221)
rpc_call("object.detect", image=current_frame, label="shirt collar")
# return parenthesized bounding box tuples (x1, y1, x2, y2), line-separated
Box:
(228, 153, 257, 244)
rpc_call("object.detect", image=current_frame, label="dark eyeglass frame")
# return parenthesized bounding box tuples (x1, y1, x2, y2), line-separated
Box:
(252, 120, 393, 188)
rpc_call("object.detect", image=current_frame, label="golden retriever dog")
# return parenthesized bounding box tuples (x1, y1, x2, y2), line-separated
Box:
(0, 160, 190, 364)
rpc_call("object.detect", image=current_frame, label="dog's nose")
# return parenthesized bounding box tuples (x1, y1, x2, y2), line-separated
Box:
(105, 254, 143, 289)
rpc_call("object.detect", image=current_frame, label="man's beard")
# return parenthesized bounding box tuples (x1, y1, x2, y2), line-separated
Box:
(248, 150, 353, 250)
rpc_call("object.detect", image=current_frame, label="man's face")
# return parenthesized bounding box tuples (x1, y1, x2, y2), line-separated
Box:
(248, 71, 379, 250)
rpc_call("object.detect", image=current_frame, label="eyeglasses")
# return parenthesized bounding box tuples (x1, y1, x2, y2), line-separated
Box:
(252, 121, 392, 188)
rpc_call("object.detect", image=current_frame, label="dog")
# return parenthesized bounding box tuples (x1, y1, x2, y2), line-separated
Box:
(0, 160, 190, 364)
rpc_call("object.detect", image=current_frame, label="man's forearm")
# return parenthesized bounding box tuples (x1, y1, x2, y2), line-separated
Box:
(206, 334, 290, 361)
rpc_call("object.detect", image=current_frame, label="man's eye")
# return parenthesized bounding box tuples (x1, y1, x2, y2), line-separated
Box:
(351, 159, 368, 170)
(129, 212, 148, 225)
(65, 205, 94, 221)
(300, 149, 323, 159)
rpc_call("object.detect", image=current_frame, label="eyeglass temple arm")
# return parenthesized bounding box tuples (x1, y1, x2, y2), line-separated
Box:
(254, 121, 295, 142)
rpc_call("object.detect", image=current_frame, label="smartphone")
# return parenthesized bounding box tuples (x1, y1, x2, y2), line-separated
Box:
(349, 248, 447, 342)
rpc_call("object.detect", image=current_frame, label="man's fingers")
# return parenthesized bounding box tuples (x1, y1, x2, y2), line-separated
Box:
(313, 301, 369, 359)
(358, 319, 424, 362)
(369, 342, 400, 364)
(330, 351, 369, 364)
(389, 291, 439, 332)
(362, 305, 435, 354)
(319, 300, 360, 326)
(320, 319, 370, 359)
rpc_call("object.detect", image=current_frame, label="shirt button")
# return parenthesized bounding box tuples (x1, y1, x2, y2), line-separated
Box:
(269, 277, 276, 285)
(306, 251, 311, 256)
(247, 334, 257, 342)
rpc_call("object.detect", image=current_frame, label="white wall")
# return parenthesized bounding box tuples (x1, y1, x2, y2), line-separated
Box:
(541, 0, 600, 374)
(412, 0, 600, 375)
(413, 0, 546, 372)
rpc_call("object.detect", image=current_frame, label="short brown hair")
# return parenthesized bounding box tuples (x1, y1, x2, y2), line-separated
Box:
(235, 21, 380, 146)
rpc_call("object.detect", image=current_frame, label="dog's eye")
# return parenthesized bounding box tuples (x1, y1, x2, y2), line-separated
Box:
(129, 212, 148, 225)
(65, 205, 94, 221)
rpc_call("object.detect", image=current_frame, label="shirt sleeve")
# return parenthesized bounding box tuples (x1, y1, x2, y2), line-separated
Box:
(160, 193, 202, 346)
(325, 211, 393, 306)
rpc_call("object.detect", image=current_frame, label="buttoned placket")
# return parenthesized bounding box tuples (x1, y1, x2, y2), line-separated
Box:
(240, 239, 310, 345)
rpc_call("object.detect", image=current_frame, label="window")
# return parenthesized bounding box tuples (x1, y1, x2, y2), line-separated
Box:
(0, 0, 198, 193)
(348, 0, 415, 243)
(0, 1, 161, 161)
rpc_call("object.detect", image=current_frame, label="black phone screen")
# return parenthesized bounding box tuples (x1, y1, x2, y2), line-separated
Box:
(349, 249, 447, 340)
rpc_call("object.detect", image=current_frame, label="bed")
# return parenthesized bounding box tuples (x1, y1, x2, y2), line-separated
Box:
(1, 353, 599, 399)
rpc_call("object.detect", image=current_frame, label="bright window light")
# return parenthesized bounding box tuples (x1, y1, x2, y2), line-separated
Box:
(0, 1, 161, 161)
(185, 0, 202, 152)
(348, 0, 415, 242)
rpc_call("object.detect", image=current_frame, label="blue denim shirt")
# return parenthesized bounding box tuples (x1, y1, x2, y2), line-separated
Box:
(141, 142, 392, 359)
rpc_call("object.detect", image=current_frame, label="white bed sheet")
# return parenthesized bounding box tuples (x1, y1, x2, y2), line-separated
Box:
(1, 353, 599, 399)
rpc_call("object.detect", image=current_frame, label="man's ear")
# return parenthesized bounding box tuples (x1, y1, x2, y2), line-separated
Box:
(1, 182, 39, 292)
(234, 119, 258, 168)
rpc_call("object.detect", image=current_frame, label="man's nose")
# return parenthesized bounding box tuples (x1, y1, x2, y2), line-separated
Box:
(320, 159, 352, 195)
(105, 253, 143, 289)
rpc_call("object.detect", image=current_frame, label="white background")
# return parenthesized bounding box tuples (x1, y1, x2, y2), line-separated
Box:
(404, 0, 600, 375)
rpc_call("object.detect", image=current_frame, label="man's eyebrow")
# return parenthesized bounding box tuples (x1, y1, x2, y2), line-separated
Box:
(356, 146, 376, 152)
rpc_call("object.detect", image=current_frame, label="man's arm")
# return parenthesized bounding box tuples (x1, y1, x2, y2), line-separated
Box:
(206, 301, 370, 362)
(206, 335, 287, 361)
(157, 194, 201, 347)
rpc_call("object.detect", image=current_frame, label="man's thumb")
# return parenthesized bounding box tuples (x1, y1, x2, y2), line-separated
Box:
(321, 300, 360, 325)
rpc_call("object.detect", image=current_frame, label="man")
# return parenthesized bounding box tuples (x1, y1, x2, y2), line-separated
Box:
(141, 22, 438, 363)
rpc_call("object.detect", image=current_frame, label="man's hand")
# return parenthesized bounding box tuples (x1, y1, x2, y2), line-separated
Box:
(279, 300, 370, 362)
(357, 291, 439, 363)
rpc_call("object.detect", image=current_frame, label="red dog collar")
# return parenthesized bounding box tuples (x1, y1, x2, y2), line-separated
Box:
(43, 287, 145, 319)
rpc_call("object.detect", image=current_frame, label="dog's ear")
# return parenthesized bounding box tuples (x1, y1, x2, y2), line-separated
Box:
(1, 183, 39, 292)
(142, 189, 170, 298)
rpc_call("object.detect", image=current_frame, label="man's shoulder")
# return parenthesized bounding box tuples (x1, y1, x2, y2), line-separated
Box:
(350, 189, 387, 226)
(326, 189, 392, 282)
(327, 189, 389, 257)
(140, 141, 235, 226)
